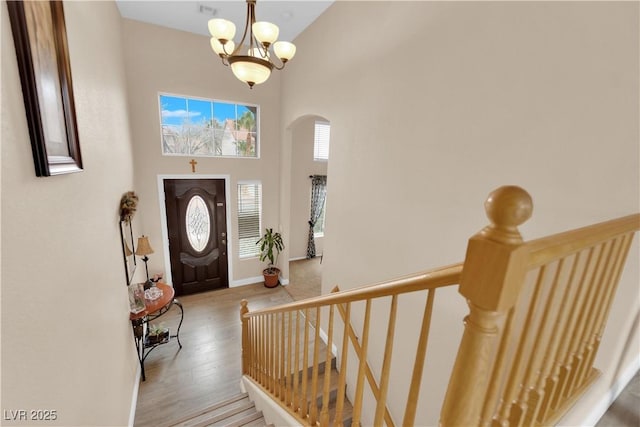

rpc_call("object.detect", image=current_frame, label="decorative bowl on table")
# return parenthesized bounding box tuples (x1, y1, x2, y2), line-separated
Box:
(144, 286, 163, 301)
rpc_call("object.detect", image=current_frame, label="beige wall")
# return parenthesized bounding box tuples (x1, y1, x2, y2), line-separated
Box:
(289, 116, 328, 259)
(121, 19, 283, 287)
(1, 1, 138, 425)
(281, 2, 639, 425)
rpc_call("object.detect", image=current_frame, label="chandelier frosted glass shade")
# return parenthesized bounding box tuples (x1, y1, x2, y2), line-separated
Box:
(207, 0, 296, 88)
(208, 19, 236, 42)
(252, 21, 279, 46)
(228, 56, 273, 87)
(273, 41, 296, 62)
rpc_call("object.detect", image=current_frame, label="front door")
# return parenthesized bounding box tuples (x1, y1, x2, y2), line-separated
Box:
(164, 179, 228, 295)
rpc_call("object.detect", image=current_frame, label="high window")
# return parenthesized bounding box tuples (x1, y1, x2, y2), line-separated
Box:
(160, 94, 258, 158)
(314, 121, 330, 161)
(237, 182, 262, 258)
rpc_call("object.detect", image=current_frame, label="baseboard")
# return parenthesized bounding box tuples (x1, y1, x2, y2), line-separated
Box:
(230, 276, 263, 287)
(576, 357, 640, 426)
(128, 365, 141, 427)
(230, 276, 289, 287)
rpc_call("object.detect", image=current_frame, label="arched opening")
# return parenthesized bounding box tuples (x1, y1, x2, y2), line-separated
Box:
(281, 114, 330, 299)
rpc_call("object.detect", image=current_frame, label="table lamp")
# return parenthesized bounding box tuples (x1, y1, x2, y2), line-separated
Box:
(135, 235, 154, 288)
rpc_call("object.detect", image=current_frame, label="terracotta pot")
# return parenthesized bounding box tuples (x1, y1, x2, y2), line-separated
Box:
(263, 268, 280, 288)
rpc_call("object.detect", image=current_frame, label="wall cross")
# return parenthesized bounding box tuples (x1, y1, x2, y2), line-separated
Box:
(189, 159, 197, 173)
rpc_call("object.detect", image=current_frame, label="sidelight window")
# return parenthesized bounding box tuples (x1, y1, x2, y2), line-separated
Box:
(238, 182, 262, 258)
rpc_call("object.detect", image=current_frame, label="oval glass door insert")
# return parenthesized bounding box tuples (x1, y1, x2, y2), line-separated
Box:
(185, 195, 210, 252)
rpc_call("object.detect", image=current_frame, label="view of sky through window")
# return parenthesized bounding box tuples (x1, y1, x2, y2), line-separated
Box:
(159, 94, 258, 157)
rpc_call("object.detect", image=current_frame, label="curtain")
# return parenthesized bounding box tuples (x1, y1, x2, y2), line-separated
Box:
(307, 175, 327, 259)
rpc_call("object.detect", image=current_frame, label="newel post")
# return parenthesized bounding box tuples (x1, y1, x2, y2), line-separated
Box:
(240, 299, 249, 375)
(440, 186, 533, 427)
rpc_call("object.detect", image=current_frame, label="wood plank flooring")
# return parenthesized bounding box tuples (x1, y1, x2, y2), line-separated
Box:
(134, 259, 322, 427)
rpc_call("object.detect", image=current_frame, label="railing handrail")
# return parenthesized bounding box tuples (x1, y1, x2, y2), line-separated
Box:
(243, 262, 463, 318)
(524, 213, 640, 268)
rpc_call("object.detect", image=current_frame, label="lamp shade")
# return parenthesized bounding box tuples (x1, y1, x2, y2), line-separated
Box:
(229, 56, 273, 86)
(252, 21, 279, 45)
(208, 18, 236, 42)
(273, 41, 296, 62)
(135, 235, 154, 256)
(124, 242, 133, 256)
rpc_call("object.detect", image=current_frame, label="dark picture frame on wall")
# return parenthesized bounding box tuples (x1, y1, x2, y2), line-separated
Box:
(7, 1, 82, 176)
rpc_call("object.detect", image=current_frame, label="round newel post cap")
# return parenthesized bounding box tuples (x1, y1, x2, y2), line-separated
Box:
(484, 186, 533, 242)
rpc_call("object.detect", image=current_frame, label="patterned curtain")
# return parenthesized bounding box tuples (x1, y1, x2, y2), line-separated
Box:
(307, 175, 327, 259)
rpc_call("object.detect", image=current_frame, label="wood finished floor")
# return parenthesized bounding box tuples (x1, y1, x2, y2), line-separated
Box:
(134, 258, 322, 427)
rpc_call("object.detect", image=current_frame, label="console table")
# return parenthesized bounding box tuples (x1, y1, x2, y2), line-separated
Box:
(129, 283, 184, 381)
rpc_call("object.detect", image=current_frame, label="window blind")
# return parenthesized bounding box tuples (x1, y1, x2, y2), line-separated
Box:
(314, 121, 330, 161)
(237, 182, 262, 258)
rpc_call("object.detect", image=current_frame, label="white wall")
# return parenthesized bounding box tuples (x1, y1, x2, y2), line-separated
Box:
(289, 116, 328, 259)
(281, 2, 639, 425)
(120, 19, 283, 287)
(1, 1, 138, 425)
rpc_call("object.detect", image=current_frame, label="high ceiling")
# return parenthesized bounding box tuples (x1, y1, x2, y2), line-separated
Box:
(115, 1, 334, 43)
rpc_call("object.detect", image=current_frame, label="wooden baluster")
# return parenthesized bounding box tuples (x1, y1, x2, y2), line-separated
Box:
(501, 265, 547, 426)
(403, 289, 435, 427)
(577, 236, 627, 386)
(273, 313, 286, 402)
(309, 307, 322, 425)
(532, 254, 581, 423)
(336, 300, 396, 427)
(293, 310, 301, 412)
(374, 295, 398, 425)
(300, 308, 311, 419)
(515, 260, 566, 426)
(240, 300, 249, 374)
(287, 310, 294, 407)
(441, 186, 532, 427)
(335, 302, 351, 427)
(352, 299, 372, 427)
(586, 234, 634, 375)
(320, 305, 336, 426)
(550, 247, 596, 411)
(565, 241, 610, 396)
(280, 312, 286, 403)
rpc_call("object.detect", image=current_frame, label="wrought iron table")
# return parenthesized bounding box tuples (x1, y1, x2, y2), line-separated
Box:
(129, 283, 184, 381)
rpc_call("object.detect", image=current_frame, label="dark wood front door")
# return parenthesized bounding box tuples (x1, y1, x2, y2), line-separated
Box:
(164, 179, 228, 295)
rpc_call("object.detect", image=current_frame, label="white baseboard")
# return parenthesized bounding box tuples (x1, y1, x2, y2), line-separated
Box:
(230, 276, 289, 287)
(230, 276, 263, 287)
(128, 365, 141, 427)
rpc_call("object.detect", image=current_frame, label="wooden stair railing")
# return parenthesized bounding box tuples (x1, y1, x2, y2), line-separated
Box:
(240, 185, 639, 427)
(440, 186, 639, 427)
(240, 263, 464, 426)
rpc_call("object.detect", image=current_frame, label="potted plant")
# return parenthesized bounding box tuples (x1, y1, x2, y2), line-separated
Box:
(146, 323, 169, 346)
(257, 228, 285, 288)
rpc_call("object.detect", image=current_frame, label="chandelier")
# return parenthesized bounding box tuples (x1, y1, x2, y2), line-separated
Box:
(208, 0, 296, 88)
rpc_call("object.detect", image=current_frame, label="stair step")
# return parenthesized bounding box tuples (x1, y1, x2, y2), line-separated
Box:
(168, 393, 250, 427)
(208, 406, 260, 426)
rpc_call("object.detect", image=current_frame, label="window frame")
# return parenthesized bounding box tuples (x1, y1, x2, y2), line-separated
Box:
(158, 92, 260, 159)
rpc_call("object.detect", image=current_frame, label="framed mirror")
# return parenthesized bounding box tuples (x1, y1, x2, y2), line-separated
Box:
(120, 219, 136, 286)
